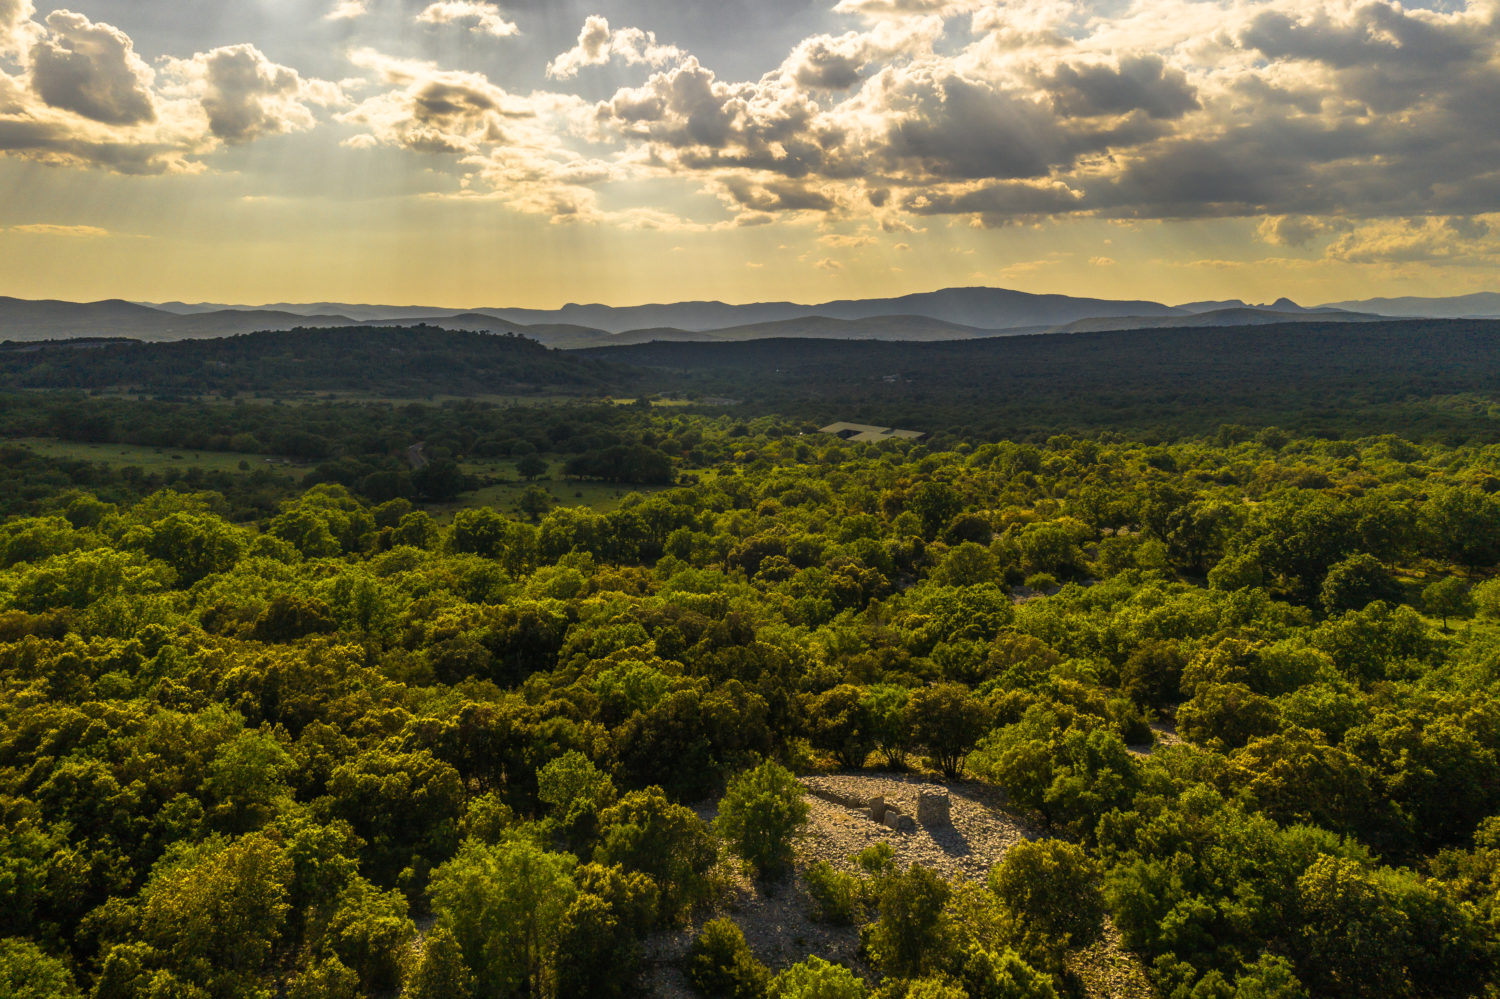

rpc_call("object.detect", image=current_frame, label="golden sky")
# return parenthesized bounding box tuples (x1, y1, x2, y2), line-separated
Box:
(1, 0, 1498, 309)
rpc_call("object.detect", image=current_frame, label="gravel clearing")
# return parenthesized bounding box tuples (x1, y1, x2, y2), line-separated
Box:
(644, 772, 1034, 996)
(641, 770, 1151, 998)
(797, 772, 1036, 883)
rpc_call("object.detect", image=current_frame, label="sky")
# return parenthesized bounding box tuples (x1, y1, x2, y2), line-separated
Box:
(0, 0, 1498, 308)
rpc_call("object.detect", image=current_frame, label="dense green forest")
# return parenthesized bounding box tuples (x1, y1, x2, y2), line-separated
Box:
(0, 328, 634, 397)
(11, 319, 1500, 441)
(5, 327, 1500, 998)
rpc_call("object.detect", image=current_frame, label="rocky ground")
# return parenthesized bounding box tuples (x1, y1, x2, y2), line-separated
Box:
(642, 771, 1152, 998)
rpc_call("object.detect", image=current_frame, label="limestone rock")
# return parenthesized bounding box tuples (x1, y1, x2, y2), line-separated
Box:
(916, 787, 950, 826)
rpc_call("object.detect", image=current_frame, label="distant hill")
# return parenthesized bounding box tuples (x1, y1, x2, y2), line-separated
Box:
(0, 326, 638, 396)
(381, 286, 1184, 333)
(0, 297, 355, 342)
(583, 318, 1500, 439)
(361, 313, 1014, 348)
(8, 285, 1493, 346)
(1050, 306, 1384, 334)
(129, 286, 1190, 335)
(684, 314, 1014, 342)
(1319, 292, 1500, 318)
(147, 300, 471, 323)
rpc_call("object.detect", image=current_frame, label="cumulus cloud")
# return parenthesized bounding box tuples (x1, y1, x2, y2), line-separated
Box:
(0, 0, 35, 58)
(780, 19, 942, 91)
(338, 49, 659, 225)
(416, 2, 519, 39)
(0, 11, 342, 174)
(565, 0, 1500, 233)
(340, 49, 542, 154)
(1258, 214, 1342, 248)
(325, 0, 367, 21)
(547, 16, 682, 79)
(1046, 55, 1199, 120)
(1326, 216, 1500, 264)
(8, 0, 1500, 241)
(165, 44, 342, 145)
(30, 10, 155, 125)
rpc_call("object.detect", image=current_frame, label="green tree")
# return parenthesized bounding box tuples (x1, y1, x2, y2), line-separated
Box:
(204, 730, 294, 833)
(537, 751, 617, 851)
(289, 957, 359, 999)
(517, 454, 549, 482)
(864, 864, 952, 979)
(138, 834, 293, 994)
(0, 938, 81, 999)
(686, 919, 767, 999)
(403, 926, 473, 999)
(1423, 576, 1474, 631)
(555, 863, 658, 999)
(806, 685, 876, 769)
(427, 837, 577, 999)
(1319, 553, 1400, 616)
(767, 956, 868, 999)
(715, 760, 809, 880)
(519, 486, 555, 522)
(595, 788, 718, 922)
(322, 877, 415, 994)
(988, 840, 1104, 954)
(907, 684, 995, 779)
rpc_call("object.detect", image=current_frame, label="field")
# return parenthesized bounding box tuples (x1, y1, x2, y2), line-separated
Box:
(438, 455, 676, 519)
(6, 436, 298, 478)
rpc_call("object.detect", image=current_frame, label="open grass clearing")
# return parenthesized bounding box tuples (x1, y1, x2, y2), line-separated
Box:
(5, 436, 300, 479)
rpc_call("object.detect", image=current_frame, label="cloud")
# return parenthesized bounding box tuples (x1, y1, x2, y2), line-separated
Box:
(325, 0, 367, 21)
(1257, 214, 1342, 248)
(339, 49, 647, 224)
(166, 44, 342, 145)
(342, 50, 517, 154)
(0, 12, 342, 174)
(815, 257, 843, 271)
(416, 2, 519, 39)
(819, 232, 875, 247)
(30, 10, 155, 125)
(8, 0, 1500, 242)
(547, 16, 682, 79)
(780, 19, 942, 91)
(0, 0, 35, 58)
(579, 0, 1500, 230)
(833, 0, 982, 19)
(1045, 55, 1199, 121)
(1325, 216, 1500, 265)
(8, 222, 109, 236)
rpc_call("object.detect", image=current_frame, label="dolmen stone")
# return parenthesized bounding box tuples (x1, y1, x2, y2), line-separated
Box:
(883, 807, 915, 832)
(867, 794, 886, 823)
(916, 787, 950, 826)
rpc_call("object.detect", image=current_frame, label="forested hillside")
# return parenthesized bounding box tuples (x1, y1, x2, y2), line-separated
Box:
(593, 318, 1500, 440)
(0, 327, 635, 397)
(4, 406, 1500, 998)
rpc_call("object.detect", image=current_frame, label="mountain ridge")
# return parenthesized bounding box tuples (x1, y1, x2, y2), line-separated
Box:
(0, 285, 1487, 346)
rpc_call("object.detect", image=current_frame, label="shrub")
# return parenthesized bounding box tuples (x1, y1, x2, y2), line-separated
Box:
(767, 956, 868, 999)
(686, 919, 767, 999)
(716, 760, 810, 880)
(805, 861, 863, 925)
(988, 839, 1105, 968)
(862, 864, 953, 979)
(1022, 573, 1057, 592)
